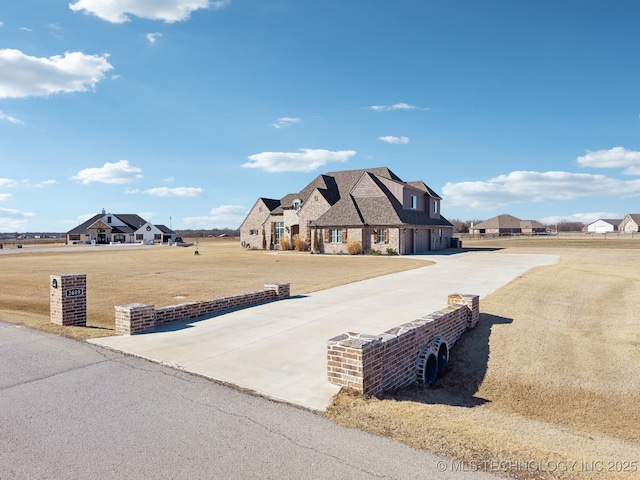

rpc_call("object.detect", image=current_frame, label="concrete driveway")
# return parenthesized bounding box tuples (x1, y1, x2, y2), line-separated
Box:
(90, 251, 558, 411)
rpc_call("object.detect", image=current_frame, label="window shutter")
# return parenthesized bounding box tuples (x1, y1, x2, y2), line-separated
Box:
(342, 228, 347, 243)
(271, 222, 275, 244)
(324, 228, 329, 243)
(384, 228, 389, 244)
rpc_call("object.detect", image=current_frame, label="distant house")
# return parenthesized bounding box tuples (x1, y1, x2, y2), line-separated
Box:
(67, 210, 175, 245)
(586, 219, 622, 234)
(469, 214, 547, 236)
(239, 167, 454, 254)
(619, 214, 640, 233)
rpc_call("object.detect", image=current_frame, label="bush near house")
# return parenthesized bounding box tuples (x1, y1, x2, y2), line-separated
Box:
(279, 235, 291, 250)
(347, 238, 363, 255)
(292, 234, 306, 251)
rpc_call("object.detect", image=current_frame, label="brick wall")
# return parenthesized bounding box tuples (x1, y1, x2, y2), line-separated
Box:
(50, 274, 87, 327)
(327, 293, 479, 397)
(114, 283, 290, 336)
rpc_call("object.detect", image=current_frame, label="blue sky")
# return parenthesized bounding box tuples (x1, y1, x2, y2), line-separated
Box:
(1, 0, 639, 232)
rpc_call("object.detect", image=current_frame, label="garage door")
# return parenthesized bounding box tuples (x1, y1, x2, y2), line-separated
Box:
(415, 229, 429, 253)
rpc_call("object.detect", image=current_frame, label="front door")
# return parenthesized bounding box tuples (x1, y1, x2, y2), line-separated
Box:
(97, 233, 107, 244)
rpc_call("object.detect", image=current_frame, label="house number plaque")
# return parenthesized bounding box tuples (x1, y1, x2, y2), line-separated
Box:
(66, 288, 85, 297)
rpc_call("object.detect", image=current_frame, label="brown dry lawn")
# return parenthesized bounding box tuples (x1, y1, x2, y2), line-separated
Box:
(0, 238, 426, 340)
(326, 236, 640, 480)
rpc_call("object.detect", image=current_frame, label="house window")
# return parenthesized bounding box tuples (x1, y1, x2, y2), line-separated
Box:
(410, 195, 417, 209)
(69, 234, 80, 241)
(107, 216, 112, 224)
(433, 200, 438, 214)
(329, 228, 342, 243)
(274, 222, 285, 244)
(136, 234, 143, 241)
(249, 229, 258, 235)
(154, 234, 162, 240)
(294, 201, 300, 211)
(376, 228, 385, 243)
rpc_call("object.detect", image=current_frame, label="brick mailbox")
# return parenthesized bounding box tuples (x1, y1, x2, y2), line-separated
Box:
(50, 274, 87, 327)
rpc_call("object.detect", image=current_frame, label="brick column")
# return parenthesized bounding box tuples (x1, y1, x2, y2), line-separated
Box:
(448, 293, 480, 328)
(115, 303, 155, 335)
(264, 283, 290, 299)
(50, 274, 87, 327)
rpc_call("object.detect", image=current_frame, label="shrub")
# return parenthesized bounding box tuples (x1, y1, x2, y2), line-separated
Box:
(292, 234, 306, 251)
(365, 248, 382, 255)
(346, 238, 362, 255)
(261, 228, 267, 250)
(279, 234, 291, 250)
(386, 247, 397, 255)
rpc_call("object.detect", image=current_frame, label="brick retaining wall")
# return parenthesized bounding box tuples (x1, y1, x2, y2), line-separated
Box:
(327, 293, 479, 397)
(115, 283, 290, 336)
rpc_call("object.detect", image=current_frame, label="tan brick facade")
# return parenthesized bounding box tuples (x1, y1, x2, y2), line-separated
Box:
(50, 274, 87, 327)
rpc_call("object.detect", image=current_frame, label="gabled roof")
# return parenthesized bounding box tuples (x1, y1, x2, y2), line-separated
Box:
(590, 218, 623, 226)
(406, 181, 442, 199)
(473, 214, 546, 231)
(67, 213, 153, 235)
(624, 214, 640, 223)
(155, 224, 176, 234)
(313, 170, 452, 228)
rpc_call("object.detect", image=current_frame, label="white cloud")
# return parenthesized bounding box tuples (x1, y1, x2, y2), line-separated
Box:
(146, 32, 162, 44)
(539, 212, 623, 225)
(0, 111, 24, 125)
(379, 135, 409, 144)
(0, 49, 113, 99)
(243, 148, 356, 173)
(442, 170, 640, 210)
(0, 207, 36, 231)
(69, 0, 228, 24)
(271, 117, 301, 129)
(368, 103, 430, 112)
(576, 147, 640, 175)
(183, 205, 247, 229)
(72, 160, 143, 185)
(0, 194, 12, 201)
(164, 176, 175, 182)
(20, 27, 33, 32)
(0, 178, 17, 188)
(142, 187, 205, 197)
(0, 21, 4, 28)
(21, 179, 58, 188)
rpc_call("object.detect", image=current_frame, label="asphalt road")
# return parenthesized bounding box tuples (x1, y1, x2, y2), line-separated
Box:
(0, 322, 498, 480)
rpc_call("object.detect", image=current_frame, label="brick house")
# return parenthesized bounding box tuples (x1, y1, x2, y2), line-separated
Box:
(239, 167, 454, 254)
(469, 214, 547, 236)
(619, 214, 640, 233)
(66, 210, 175, 245)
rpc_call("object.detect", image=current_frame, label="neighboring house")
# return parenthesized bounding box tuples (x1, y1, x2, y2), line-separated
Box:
(619, 214, 640, 233)
(469, 214, 547, 236)
(239, 167, 454, 254)
(67, 210, 176, 245)
(586, 219, 622, 234)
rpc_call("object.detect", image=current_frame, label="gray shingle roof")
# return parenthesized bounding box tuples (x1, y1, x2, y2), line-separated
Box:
(306, 168, 451, 228)
(67, 213, 149, 235)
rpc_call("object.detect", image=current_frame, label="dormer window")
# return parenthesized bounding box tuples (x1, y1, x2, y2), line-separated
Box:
(433, 200, 439, 214)
(410, 195, 417, 209)
(107, 216, 112, 224)
(294, 201, 301, 211)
